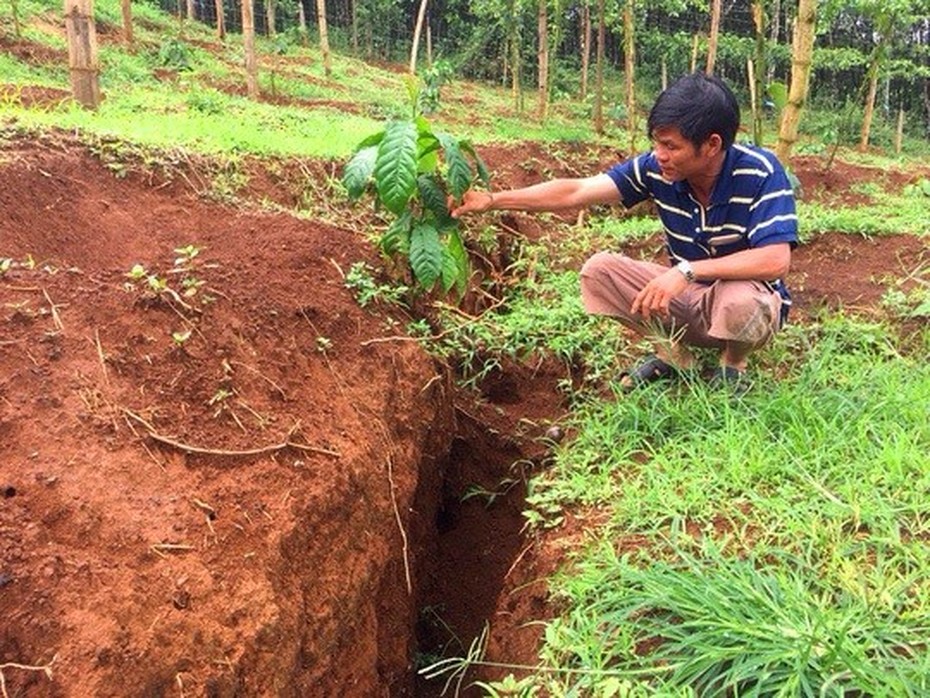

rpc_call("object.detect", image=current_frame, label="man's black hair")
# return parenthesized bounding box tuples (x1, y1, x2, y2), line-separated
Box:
(647, 72, 740, 150)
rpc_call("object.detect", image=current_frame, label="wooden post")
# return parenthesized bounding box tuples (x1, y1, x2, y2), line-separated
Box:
(241, 0, 259, 98)
(64, 0, 101, 109)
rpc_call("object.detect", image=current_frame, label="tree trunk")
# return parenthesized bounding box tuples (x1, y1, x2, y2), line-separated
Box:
(11, 0, 22, 38)
(350, 0, 358, 54)
(214, 0, 225, 39)
(894, 107, 904, 154)
(706, 0, 721, 75)
(769, 0, 780, 80)
(426, 20, 432, 67)
(120, 0, 133, 45)
(775, 0, 817, 163)
(593, 0, 604, 134)
(265, 0, 275, 36)
(537, 0, 549, 121)
(317, 0, 332, 76)
(64, 0, 101, 109)
(580, 2, 590, 100)
(661, 55, 667, 91)
(409, 0, 428, 74)
(624, 0, 635, 153)
(690, 32, 699, 72)
(751, 0, 765, 145)
(241, 0, 259, 99)
(859, 59, 880, 152)
(186, 0, 194, 21)
(510, 0, 521, 111)
(297, 0, 307, 46)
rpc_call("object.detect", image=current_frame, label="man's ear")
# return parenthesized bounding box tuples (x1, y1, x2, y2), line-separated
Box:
(705, 133, 724, 155)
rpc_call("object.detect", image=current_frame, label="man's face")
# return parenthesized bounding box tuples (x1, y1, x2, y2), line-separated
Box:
(651, 126, 720, 182)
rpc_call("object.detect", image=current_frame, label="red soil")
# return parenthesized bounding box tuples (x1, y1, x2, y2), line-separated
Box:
(1, 131, 927, 697)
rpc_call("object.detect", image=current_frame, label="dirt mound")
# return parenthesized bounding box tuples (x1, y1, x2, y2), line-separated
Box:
(2, 132, 927, 697)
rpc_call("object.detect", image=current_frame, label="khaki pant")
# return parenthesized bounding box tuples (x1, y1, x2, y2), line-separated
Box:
(580, 252, 782, 350)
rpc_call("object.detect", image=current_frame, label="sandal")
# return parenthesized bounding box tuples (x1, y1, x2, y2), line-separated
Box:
(620, 354, 678, 391)
(709, 365, 751, 395)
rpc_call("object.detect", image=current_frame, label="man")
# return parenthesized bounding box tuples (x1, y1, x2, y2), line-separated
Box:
(450, 72, 798, 391)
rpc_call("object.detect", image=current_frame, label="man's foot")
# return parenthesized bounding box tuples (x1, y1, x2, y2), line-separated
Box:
(620, 354, 678, 391)
(709, 365, 750, 395)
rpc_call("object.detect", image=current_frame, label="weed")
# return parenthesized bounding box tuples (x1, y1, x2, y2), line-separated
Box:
(157, 38, 193, 72)
(344, 261, 410, 308)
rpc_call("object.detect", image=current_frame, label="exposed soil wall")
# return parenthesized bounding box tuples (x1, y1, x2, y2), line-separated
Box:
(0, 135, 458, 696)
(3, 131, 929, 697)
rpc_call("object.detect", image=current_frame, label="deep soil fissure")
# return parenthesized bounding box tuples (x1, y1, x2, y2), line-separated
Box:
(412, 402, 535, 696)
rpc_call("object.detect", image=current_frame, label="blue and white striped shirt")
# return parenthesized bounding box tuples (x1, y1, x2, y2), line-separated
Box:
(606, 143, 799, 323)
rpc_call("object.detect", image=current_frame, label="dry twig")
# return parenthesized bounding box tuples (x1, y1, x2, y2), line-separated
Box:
(123, 410, 340, 458)
(0, 655, 57, 698)
(386, 455, 412, 595)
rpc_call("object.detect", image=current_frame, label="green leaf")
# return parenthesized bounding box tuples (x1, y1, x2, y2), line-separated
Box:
(441, 228, 469, 294)
(460, 140, 491, 187)
(353, 130, 385, 151)
(437, 133, 473, 200)
(417, 175, 452, 225)
(410, 222, 443, 289)
(374, 121, 419, 215)
(767, 82, 788, 111)
(342, 145, 378, 199)
(380, 210, 412, 257)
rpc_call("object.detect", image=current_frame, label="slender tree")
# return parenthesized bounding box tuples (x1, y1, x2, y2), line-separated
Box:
(593, 0, 604, 133)
(265, 0, 276, 36)
(241, 0, 259, 98)
(775, 0, 817, 162)
(623, 0, 635, 153)
(706, 0, 721, 74)
(580, 1, 591, 100)
(120, 0, 133, 45)
(297, 0, 308, 46)
(317, 0, 332, 76)
(509, 0, 523, 110)
(11, 0, 22, 38)
(751, 0, 766, 145)
(537, 0, 549, 120)
(410, 0, 428, 74)
(214, 0, 225, 39)
(65, 0, 101, 109)
(186, 0, 194, 21)
(857, 1, 914, 152)
(350, 0, 359, 54)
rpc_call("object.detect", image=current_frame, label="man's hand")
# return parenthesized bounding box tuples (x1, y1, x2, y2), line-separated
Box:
(631, 267, 690, 320)
(448, 190, 494, 219)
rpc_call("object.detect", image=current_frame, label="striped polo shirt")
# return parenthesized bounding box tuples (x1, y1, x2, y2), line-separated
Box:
(605, 143, 799, 323)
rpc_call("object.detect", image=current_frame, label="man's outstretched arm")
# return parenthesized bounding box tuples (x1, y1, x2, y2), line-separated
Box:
(449, 174, 621, 218)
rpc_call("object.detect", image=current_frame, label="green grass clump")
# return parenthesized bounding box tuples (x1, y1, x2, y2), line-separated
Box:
(514, 313, 930, 694)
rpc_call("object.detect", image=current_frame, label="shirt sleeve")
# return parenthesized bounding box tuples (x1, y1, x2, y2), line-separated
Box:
(747, 161, 799, 249)
(605, 153, 653, 209)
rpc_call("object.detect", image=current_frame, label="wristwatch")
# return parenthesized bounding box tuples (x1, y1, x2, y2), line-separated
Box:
(676, 260, 696, 283)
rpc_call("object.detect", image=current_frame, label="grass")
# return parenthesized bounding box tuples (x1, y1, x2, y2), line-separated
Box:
(484, 312, 930, 695)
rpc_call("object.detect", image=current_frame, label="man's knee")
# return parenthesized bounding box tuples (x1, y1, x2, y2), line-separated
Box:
(719, 295, 776, 345)
(580, 251, 622, 280)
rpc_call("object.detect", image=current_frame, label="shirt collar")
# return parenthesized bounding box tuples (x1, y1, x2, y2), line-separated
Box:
(670, 146, 735, 207)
